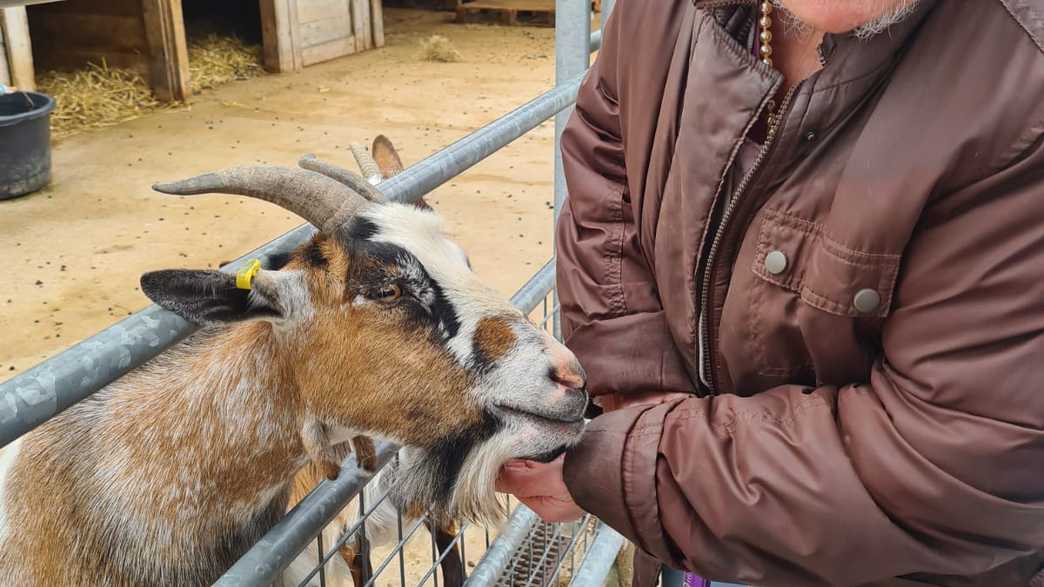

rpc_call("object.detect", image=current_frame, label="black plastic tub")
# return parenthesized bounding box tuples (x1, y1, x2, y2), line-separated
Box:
(0, 91, 56, 199)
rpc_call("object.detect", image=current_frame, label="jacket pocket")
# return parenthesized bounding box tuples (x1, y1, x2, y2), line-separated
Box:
(752, 208, 900, 319)
(743, 208, 900, 387)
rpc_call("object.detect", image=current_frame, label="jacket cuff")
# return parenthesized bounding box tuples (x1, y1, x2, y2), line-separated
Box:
(564, 407, 640, 542)
(564, 400, 684, 562)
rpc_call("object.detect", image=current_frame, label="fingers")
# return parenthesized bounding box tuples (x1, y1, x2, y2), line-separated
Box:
(518, 495, 584, 523)
(495, 456, 566, 497)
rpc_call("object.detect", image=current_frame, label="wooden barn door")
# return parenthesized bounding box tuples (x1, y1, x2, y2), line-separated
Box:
(260, 0, 382, 73)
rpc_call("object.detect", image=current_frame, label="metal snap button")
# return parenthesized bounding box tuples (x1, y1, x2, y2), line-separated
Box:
(853, 289, 881, 314)
(764, 250, 788, 275)
(804, 129, 818, 142)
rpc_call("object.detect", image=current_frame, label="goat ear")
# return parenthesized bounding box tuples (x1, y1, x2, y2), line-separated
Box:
(372, 135, 405, 179)
(372, 135, 431, 209)
(140, 269, 285, 326)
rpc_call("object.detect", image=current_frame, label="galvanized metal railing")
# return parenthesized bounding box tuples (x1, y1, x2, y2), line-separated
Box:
(0, 0, 627, 585)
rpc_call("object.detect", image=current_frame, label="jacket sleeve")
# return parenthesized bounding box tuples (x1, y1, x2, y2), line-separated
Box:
(563, 137, 1044, 586)
(556, 1, 696, 399)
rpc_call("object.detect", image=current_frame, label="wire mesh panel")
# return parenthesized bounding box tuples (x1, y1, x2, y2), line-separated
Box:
(494, 517, 596, 587)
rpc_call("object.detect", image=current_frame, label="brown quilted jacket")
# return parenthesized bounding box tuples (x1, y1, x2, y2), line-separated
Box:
(556, 1, 1044, 585)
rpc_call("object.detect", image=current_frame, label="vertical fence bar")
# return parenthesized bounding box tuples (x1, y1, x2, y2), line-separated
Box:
(600, 0, 615, 36)
(567, 523, 624, 587)
(552, 0, 591, 339)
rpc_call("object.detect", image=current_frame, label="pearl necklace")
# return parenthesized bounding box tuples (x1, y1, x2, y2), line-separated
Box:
(759, 1, 774, 66)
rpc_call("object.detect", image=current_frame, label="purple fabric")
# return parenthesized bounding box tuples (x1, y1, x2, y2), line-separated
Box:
(683, 573, 711, 587)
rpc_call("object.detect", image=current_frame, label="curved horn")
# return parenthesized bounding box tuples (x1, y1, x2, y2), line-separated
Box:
(298, 154, 387, 203)
(350, 143, 384, 186)
(152, 166, 370, 232)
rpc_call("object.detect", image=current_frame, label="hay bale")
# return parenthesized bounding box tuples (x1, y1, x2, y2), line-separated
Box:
(419, 35, 463, 63)
(188, 34, 264, 91)
(36, 61, 163, 139)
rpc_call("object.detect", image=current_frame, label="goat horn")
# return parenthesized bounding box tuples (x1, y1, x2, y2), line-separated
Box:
(152, 166, 371, 233)
(298, 154, 387, 203)
(349, 143, 384, 186)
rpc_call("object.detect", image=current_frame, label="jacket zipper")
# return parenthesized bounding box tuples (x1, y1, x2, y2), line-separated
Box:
(697, 84, 798, 393)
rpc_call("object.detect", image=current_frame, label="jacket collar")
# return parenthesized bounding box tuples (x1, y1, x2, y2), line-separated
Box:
(691, 0, 938, 88)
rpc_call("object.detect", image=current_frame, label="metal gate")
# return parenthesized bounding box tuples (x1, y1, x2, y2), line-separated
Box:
(0, 0, 624, 585)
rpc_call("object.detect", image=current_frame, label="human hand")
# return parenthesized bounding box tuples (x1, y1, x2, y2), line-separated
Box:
(495, 455, 584, 523)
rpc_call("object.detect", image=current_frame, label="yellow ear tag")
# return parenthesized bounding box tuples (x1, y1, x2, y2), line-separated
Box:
(236, 259, 262, 290)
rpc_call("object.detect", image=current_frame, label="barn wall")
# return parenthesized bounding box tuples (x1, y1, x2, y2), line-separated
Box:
(28, 0, 150, 74)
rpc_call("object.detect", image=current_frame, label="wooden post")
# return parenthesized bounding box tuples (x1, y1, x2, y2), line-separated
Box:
(350, 0, 370, 52)
(141, 0, 190, 101)
(0, 6, 35, 91)
(260, 0, 301, 73)
(0, 25, 10, 86)
(369, 0, 383, 48)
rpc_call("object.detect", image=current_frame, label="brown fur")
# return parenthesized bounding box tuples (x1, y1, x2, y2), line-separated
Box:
(474, 316, 517, 364)
(1, 325, 301, 585)
(289, 242, 485, 448)
(351, 436, 378, 472)
(0, 232, 481, 585)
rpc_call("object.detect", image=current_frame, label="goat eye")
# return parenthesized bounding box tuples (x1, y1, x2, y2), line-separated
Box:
(372, 284, 402, 304)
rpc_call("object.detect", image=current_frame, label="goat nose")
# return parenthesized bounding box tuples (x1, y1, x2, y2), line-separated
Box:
(551, 360, 587, 392)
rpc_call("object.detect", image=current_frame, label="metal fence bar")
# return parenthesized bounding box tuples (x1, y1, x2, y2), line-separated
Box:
(215, 441, 399, 587)
(0, 226, 316, 449)
(552, 0, 590, 339)
(601, 0, 616, 37)
(589, 30, 601, 53)
(567, 523, 625, 587)
(379, 80, 579, 206)
(545, 518, 594, 586)
(463, 506, 540, 586)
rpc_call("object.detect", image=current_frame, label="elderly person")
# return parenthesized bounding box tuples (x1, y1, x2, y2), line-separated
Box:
(496, 1, 1044, 585)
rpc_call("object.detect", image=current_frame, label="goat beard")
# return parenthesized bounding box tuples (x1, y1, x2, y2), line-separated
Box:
(769, 1, 920, 40)
(383, 443, 510, 527)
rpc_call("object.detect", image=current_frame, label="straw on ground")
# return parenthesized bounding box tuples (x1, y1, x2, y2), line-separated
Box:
(37, 35, 264, 139)
(419, 35, 463, 63)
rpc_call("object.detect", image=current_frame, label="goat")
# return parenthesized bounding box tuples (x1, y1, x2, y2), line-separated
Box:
(0, 136, 588, 586)
(284, 138, 470, 587)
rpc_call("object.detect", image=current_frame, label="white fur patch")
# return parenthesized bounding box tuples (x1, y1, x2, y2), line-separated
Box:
(364, 204, 521, 368)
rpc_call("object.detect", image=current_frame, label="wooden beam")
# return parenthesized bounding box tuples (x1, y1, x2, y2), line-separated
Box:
(141, 0, 190, 101)
(260, 0, 301, 73)
(350, 0, 369, 52)
(369, 0, 383, 48)
(0, 25, 10, 86)
(0, 6, 34, 90)
(0, 1, 66, 7)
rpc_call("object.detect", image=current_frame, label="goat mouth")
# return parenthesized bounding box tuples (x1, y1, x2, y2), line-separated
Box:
(526, 445, 569, 463)
(492, 405, 585, 425)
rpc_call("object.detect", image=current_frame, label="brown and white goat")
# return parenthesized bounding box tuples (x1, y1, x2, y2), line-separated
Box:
(284, 139, 469, 587)
(0, 137, 588, 586)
